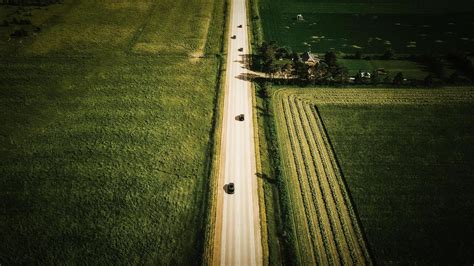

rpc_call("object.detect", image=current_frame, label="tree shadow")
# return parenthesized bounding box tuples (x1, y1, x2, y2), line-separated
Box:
(235, 73, 261, 81)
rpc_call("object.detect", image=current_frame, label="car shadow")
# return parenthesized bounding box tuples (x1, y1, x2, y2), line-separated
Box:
(223, 184, 228, 193)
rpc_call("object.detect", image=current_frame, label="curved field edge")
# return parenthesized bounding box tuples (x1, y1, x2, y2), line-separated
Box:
(272, 89, 372, 265)
(316, 99, 474, 264)
(270, 87, 474, 264)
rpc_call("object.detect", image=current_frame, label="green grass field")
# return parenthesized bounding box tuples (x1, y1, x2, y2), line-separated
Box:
(339, 59, 429, 79)
(318, 103, 474, 264)
(0, 0, 225, 264)
(258, 0, 474, 54)
(267, 87, 474, 265)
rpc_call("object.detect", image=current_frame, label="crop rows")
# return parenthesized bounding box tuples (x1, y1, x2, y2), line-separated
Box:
(282, 88, 474, 105)
(272, 87, 474, 265)
(274, 92, 372, 265)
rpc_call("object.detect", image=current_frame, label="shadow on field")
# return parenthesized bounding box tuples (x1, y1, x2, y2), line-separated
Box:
(232, 54, 253, 69)
(256, 172, 277, 184)
(235, 73, 261, 81)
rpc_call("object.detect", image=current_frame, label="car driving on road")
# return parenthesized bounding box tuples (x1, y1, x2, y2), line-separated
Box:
(236, 114, 245, 121)
(238, 48, 243, 52)
(227, 183, 235, 194)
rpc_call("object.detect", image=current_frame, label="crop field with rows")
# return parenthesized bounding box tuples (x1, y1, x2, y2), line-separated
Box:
(0, 0, 225, 264)
(271, 87, 474, 264)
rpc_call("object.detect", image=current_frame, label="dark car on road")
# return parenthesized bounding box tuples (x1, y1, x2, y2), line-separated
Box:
(236, 114, 245, 121)
(227, 183, 235, 194)
(238, 48, 243, 52)
(231, 35, 236, 39)
(237, 24, 242, 28)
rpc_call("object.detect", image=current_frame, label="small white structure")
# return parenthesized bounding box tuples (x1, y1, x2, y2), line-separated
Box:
(361, 72, 371, 78)
(297, 14, 304, 21)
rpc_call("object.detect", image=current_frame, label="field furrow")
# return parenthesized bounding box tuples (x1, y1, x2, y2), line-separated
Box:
(277, 96, 316, 264)
(302, 100, 369, 264)
(271, 87, 474, 265)
(287, 97, 335, 265)
(292, 97, 354, 265)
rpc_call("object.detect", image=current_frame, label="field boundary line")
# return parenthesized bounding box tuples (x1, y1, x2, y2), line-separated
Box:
(202, 0, 230, 264)
(301, 98, 370, 264)
(270, 86, 474, 264)
(273, 90, 310, 264)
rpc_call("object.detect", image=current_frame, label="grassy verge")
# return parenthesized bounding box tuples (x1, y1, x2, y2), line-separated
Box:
(254, 83, 290, 265)
(246, 0, 270, 263)
(202, 0, 230, 264)
(249, 0, 290, 264)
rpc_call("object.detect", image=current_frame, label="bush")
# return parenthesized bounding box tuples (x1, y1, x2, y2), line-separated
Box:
(393, 72, 404, 85)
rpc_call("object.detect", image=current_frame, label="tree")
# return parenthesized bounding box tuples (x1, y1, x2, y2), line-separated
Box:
(382, 48, 394, 60)
(371, 71, 381, 84)
(393, 72, 404, 85)
(294, 61, 309, 80)
(354, 50, 362, 59)
(333, 66, 349, 83)
(290, 52, 300, 62)
(423, 74, 434, 86)
(354, 71, 363, 84)
(275, 47, 291, 60)
(448, 71, 461, 84)
(324, 51, 337, 67)
(263, 58, 276, 75)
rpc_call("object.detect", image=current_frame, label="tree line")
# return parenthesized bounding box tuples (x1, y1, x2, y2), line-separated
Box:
(254, 41, 474, 86)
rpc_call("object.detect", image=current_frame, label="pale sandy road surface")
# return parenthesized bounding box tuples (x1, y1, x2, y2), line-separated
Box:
(213, 0, 262, 265)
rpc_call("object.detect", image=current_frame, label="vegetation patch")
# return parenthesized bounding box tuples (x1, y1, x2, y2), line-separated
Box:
(268, 87, 474, 265)
(0, 0, 226, 264)
(318, 102, 474, 264)
(258, 0, 474, 54)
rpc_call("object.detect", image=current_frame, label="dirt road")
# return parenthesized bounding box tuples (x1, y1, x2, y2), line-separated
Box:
(214, 0, 262, 265)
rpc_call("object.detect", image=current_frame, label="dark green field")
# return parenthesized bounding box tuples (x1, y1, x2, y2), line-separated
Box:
(318, 103, 474, 264)
(339, 59, 429, 79)
(258, 0, 474, 54)
(0, 0, 225, 264)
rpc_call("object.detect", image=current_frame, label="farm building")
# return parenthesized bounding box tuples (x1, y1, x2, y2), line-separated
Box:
(296, 14, 304, 21)
(302, 51, 319, 66)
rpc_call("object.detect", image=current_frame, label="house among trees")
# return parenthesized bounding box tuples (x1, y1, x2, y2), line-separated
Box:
(296, 14, 304, 21)
(302, 52, 319, 66)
